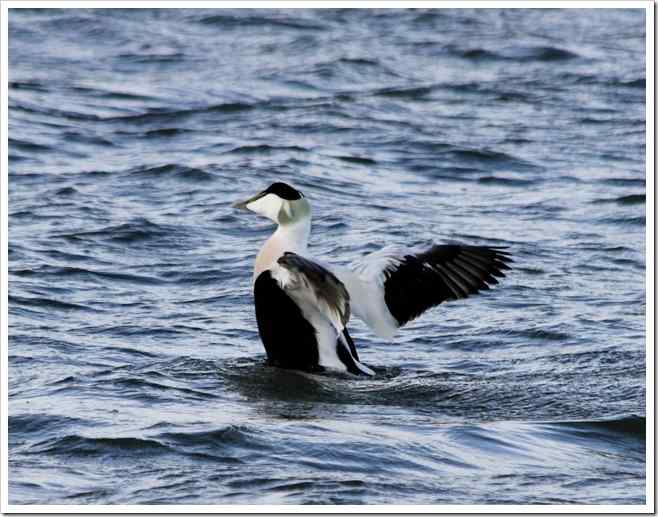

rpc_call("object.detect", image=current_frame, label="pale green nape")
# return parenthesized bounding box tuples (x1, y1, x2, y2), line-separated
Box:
(278, 198, 311, 225)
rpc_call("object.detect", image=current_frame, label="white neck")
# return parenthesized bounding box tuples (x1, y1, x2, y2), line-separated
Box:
(253, 217, 311, 283)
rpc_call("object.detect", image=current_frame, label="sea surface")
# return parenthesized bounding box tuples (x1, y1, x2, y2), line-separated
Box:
(8, 8, 647, 505)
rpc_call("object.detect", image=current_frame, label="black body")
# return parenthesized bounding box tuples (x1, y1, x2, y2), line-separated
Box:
(253, 268, 368, 375)
(254, 270, 322, 372)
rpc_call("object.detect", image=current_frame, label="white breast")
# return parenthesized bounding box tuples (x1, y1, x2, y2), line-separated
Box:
(252, 219, 311, 284)
(254, 235, 285, 282)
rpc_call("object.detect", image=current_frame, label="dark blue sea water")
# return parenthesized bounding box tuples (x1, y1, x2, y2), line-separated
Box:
(8, 8, 647, 506)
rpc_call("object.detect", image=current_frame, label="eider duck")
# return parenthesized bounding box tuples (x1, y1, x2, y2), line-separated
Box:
(234, 182, 512, 376)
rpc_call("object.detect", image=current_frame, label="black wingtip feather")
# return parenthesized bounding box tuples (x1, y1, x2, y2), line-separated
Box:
(382, 244, 513, 326)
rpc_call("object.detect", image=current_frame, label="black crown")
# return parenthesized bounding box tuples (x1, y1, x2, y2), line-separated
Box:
(263, 182, 303, 201)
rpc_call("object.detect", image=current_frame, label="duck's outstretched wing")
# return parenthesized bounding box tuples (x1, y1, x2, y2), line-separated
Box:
(336, 244, 512, 339)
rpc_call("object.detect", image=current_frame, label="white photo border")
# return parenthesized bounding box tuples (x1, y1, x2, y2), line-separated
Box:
(1, 1, 653, 513)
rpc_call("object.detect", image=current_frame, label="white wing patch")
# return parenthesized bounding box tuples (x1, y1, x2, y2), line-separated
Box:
(331, 247, 405, 340)
(350, 245, 406, 286)
(341, 246, 407, 339)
